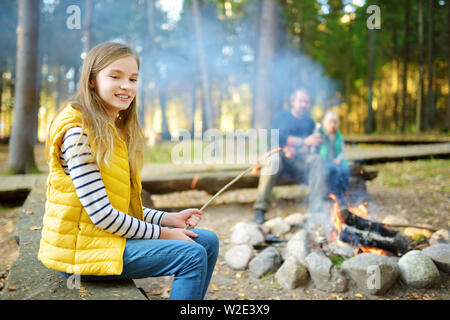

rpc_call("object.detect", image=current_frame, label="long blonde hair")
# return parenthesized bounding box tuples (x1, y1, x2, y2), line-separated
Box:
(46, 42, 144, 176)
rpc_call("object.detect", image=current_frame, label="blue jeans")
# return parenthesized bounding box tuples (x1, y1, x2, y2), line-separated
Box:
(325, 160, 350, 200)
(62, 228, 219, 300)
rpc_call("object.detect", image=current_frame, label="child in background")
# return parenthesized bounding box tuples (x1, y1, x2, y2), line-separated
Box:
(318, 111, 350, 203)
(38, 42, 218, 300)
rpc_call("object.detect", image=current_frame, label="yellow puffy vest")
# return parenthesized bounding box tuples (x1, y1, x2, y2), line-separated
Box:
(38, 105, 144, 275)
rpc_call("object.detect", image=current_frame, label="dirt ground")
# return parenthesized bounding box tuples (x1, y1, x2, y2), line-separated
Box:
(135, 159, 450, 300)
(1, 159, 449, 300)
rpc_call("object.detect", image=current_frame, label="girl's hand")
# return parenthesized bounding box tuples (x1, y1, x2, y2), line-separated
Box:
(162, 209, 202, 228)
(160, 227, 198, 242)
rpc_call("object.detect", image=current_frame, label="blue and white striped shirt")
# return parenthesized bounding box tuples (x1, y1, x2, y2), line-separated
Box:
(61, 126, 165, 239)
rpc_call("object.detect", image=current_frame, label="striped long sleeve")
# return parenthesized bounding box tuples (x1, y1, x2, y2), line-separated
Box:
(61, 126, 165, 239)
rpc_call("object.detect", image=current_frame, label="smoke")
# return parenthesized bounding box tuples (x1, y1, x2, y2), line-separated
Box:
(133, 0, 339, 130)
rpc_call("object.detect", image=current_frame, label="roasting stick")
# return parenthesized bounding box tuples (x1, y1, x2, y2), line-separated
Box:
(185, 147, 284, 229)
(382, 223, 440, 232)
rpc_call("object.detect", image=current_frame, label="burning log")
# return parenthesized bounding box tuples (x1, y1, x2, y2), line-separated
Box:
(339, 225, 409, 254)
(339, 207, 398, 238)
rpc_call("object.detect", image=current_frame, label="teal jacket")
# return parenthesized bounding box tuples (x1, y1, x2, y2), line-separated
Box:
(318, 127, 349, 168)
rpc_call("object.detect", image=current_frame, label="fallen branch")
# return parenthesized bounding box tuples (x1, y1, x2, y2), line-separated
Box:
(381, 223, 440, 232)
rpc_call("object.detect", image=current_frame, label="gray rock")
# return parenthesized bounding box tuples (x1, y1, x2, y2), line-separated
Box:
(230, 222, 265, 246)
(283, 229, 309, 264)
(264, 217, 291, 235)
(305, 252, 347, 293)
(324, 241, 357, 258)
(341, 253, 399, 295)
(275, 256, 309, 289)
(248, 246, 282, 279)
(421, 244, 450, 273)
(398, 250, 440, 288)
(283, 213, 307, 226)
(225, 245, 254, 270)
(429, 229, 450, 246)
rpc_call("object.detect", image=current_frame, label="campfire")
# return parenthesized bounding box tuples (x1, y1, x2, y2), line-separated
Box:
(327, 193, 409, 256)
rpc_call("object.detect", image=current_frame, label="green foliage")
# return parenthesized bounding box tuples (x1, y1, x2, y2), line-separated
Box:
(375, 158, 450, 188)
(1, 0, 450, 146)
(328, 254, 345, 269)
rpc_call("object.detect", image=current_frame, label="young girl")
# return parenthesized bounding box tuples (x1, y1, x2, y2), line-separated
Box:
(318, 111, 350, 203)
(38, 42, 219, 300)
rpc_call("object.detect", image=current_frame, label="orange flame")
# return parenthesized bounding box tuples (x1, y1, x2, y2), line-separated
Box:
(361, 247, 393, 256)
(329, 193, 344, 234)
(250, 165, 260, 175)
(328, 193, 388, 256)
(349, 204, 368, 219)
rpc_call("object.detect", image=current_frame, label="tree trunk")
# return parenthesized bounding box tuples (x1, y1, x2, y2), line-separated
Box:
(138, 76, 146, 128)
(426, 0, 435, 129)
(401, 0, 410, 133)
(190, 81, 197, 136)
(253, 0, 280, 129)
(0, 60, 3, 137)
(33, 42, 43, 143)
(191, 0, 214, 131)
(446, 0, 450, 130)
(417, 0, 424, 132)
(83, 0, 93, 54)
(7, 0, 40, 174)
(345, 70, 352, 133)
(140, 0, 157, 129)
(365, 28, 376, 133)
(393, 28, 399, 129)
(159, 80, 171, 140)
(249, 0, 262, 128)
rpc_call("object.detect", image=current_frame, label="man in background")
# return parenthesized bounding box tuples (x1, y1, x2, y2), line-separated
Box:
(253, 88, 327, 223)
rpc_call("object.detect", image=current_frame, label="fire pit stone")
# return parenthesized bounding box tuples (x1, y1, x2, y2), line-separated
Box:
(225, 244, 255, 270)
(230, 222, 265, 246)
(323, 240, 358, 258)
(263, 217, 291, 236)
(340, 253, 399, 295)
(275, 256, 309, 290)
(429, 229, 450, 246)
(398, 250, 441, 289)
(305, 252, 348, 293)
(248, 246, 282, 279)
(421, 244, 450, 273)
(283, 213, 308, 227)
(282, 229, 309, 264)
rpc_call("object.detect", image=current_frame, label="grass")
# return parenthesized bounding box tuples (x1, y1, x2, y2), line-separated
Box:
(144, 142, 176, 164)
(373, 158, 450, 188)
(329, 254, 345, 269)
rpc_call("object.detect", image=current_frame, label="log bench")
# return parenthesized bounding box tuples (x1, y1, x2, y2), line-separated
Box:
(0, 162, 376, 300)
(0, 186, 147, 300)
(141, 162, 377, 207)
